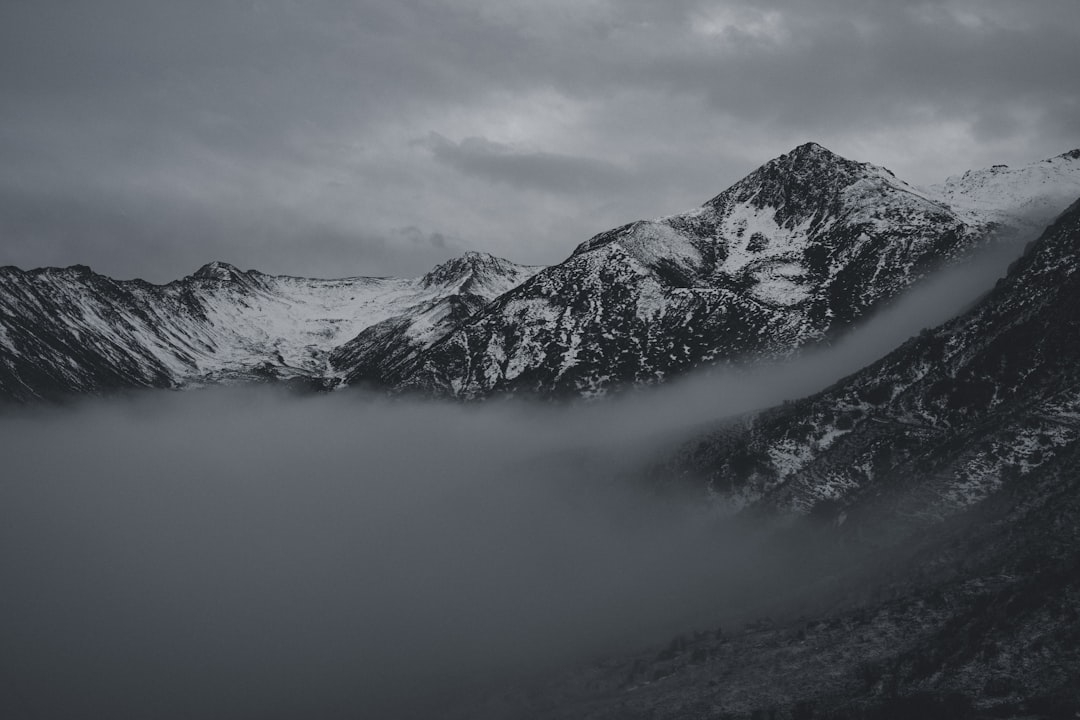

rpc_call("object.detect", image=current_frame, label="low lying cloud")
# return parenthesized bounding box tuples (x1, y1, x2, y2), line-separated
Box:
(0, 387, 819, 720)
(0, 243, 1031, 719)
(418, 132, 631, 194)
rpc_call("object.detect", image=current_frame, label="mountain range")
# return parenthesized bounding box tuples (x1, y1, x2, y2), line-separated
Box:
(2, 143, 1079, 403)
(0, 251, 540, 401)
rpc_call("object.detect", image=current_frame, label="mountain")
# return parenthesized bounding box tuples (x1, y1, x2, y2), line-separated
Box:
(669, 195, 1080, 527)
(929, 148, 1080, 237)
(326, 252, 540, 389)
(2, 144, 1079, 403)
(380, 144, 1079, 398)
(0, 253, 540, 402)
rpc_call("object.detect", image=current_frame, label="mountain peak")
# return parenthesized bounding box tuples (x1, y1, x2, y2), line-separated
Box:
(193, 261, 246, 282)
(421, 252, 513, 289)
(417, 251, 543, 301)
(773, 141, 861, 172)
(62, 264, 95, 276)
(1053, 148, 1080, 162)
(704, 141, 876, 225)
(788, 141, 836, 158)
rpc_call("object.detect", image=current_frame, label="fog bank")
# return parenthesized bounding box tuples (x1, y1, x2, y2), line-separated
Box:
(0, 388, 828, 720)
(0, 244, 1021, 719)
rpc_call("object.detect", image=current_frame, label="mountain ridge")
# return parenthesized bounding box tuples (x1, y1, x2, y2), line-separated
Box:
(3, 144, 1080, 403)
(384, 144, 1077, 398)
(667, 196, 1080, 528)
(0, 253, 542, 401)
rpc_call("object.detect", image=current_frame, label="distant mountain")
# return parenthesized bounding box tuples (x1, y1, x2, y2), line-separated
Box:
(929, 148, 1080, 237)
(327, 252, 540, 389)
(2, 144, 1078, 402)
(0, 254, 540, 402)
(385, 144, 1080, 398)
(669, 195, 1080, 528)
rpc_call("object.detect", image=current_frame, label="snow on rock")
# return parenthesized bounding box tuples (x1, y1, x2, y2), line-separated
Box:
(4, 144, 1080, 403)
(0, 253, 541, 401)
(675, 195, 1080, 522)
(926, 148, 1080, 239)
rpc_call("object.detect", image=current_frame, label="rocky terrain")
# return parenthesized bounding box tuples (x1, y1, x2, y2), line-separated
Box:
(670, 198, 1080, 526)
(0, 253, 540, 402)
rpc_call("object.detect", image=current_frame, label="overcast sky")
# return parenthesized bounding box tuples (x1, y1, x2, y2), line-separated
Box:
(1, 0, 1078, 282)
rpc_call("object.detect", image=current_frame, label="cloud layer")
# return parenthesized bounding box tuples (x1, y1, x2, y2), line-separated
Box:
(0, 253, 1031, 718)
(1, 0, 1077, 281)
(0, 386, 825, 719)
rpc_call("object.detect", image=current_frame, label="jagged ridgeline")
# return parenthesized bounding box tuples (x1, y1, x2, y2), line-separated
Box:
(2, 145, 1079, 402)
(0, 253, 541, 402)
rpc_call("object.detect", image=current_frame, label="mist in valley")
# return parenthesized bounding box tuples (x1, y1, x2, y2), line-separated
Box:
(0, 246, 1022, 719)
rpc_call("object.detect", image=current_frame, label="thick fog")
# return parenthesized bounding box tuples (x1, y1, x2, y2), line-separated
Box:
(0, 389, 808, 720)
(0, 246, 1019, 719)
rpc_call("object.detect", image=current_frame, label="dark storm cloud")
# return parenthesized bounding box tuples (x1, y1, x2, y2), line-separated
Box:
(0, 0, 1077, 280)
(418, 132, 631, 194)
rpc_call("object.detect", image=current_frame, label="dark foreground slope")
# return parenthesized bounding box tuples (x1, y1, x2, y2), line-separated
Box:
(452, 445, 1080, 719)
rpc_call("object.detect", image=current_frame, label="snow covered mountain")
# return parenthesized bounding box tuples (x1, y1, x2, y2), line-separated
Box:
(2, 143, 1078, 403)
(670, 195, 1080, 526)
(326, 252, 541, 389)
(928, 148, 1080, 237)
(0, 253, 540, 402)
(386, 143, 1079, 398)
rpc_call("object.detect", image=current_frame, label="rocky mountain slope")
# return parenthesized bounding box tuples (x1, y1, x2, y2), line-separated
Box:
(383, 144, 1080, 398)
(670, 195, 1080, 529)
(452, 441, 1080, 719)
(0, 253, 540, 402)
